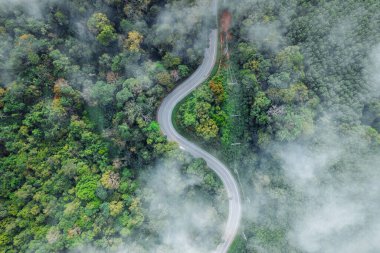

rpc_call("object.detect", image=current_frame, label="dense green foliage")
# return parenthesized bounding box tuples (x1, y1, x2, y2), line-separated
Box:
(236, 43, 318, 145)
(0, 0, 220, 252)
(177, 73, 229, 141)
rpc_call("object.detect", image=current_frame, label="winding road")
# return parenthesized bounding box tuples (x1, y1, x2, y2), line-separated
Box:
(157, 23, 242, 253)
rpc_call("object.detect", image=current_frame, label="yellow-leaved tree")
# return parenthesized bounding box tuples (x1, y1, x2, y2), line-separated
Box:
(124, 31, 143, 52)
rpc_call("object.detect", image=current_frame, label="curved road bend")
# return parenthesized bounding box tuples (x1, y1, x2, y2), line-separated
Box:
(157, 30, 242, 253)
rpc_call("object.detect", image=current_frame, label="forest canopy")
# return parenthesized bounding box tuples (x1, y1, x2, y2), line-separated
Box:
(1, 0, 380, 252)
(0, 0, 221, 252)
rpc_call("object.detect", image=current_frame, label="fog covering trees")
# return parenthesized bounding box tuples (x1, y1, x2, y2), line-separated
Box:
(176, 0, 380, 252)
(222, 0, 380, 252)
(0, 0, 225, 252)
(2, 0, 380, 252)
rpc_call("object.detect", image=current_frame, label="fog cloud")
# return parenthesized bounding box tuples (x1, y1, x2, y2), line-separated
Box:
(136, 158, 226, 253)
(248, 21, 285, 52)
(284, 129, 380, 253)
(69, 157, 226, 253)
(152, 0, 213, 60)
(230, 1, 380, 252)
(0, 0, 55, 18)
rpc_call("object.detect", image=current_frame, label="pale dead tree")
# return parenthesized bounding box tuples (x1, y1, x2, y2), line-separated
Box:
(171, 69, 180, 82)
(46, 227, 61, 244)
(107, 171, 120, 189)
(102, 128, 114, 139)
(101, 171, 120, 190)
(67, 226, 81, 237)
(112, 158, 122, 169)
(142, 114, 151, 122)
(106, 71, 119, 84)
(268, 105, 285, 117)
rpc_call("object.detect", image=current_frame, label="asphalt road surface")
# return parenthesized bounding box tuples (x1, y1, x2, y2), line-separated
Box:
(157, 29, 242, 253)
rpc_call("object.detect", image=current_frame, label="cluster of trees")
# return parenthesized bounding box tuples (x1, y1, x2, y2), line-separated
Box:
(0, 0, 219, 252)
(0, 92, 144, 251)
(235, 43, 319, 146)
(177, 74, 228, 141)
(227, 0, 380, 147)
(224, 0, 380, 252)
(176, 39, 318, 148)
(288, 0, 380, 124)
(87, 12, 118, 46)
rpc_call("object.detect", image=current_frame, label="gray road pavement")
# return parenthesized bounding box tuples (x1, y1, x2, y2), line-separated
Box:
(157, 29, 242, 253)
